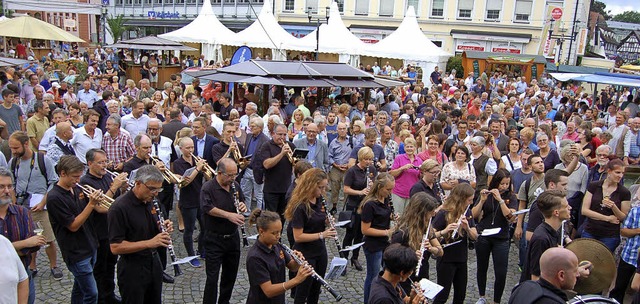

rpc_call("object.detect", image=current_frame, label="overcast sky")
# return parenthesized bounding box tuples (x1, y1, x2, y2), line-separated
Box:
(601, 0, 640, 16)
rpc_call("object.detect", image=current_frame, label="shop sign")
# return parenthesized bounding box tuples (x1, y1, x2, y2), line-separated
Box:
(63, 19, 76, 28)
(472, 60, 480, 78)
(147, 11, 180, 19)
(492, 48, 521, 54)
(457, 45, 485, 51)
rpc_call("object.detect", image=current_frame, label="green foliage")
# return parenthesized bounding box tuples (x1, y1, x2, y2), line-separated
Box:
(612, 11, 640, 24)
(446, 56, 463, 78)
(106, 15, 130, 42)
(591, 1, 611, 20)
(51, 60, 88, 86)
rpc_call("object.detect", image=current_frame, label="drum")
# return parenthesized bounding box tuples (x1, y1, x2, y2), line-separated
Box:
(567, 295, 620, 304)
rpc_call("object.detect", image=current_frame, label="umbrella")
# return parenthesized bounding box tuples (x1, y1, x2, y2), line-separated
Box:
(0, 56, 29, 67)
(107, 36, 197, 51)
(0, 15, 84, 42)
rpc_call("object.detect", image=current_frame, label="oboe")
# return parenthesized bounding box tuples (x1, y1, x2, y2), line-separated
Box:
(230, 183, 249, 247)
(280, 242, 343, 301)
(451, 204, 470, 240)
(320, 196, 342, 253)
(152, 199, 183, 277)
(416, 218, 432, 274)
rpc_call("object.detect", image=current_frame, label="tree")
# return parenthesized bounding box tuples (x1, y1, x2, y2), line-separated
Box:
(106, 15, 130, 42)
(612, 11, 640, 24)
(590, 0, 611, 20)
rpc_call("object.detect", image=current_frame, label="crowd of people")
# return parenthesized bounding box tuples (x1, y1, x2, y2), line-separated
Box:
(2, 51, 640, 304)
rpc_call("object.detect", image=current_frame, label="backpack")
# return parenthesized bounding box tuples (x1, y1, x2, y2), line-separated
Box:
(11, 152, 49, 189)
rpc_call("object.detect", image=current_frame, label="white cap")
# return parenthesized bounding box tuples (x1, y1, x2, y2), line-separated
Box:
(51, 82, 61, 88)
(27, 56, 34, 60)
(400, 114, 411, 120)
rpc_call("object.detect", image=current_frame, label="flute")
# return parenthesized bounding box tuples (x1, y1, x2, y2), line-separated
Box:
(280, 242, 343, 301)
(451, 204, 470, 239)
(152, 198, 183, 277)
(320, 196, 342, 253)
(416, 218, 432, 274)
(230, 183, 249, 247)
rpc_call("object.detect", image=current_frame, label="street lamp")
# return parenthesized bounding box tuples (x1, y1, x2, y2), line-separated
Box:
(101, 6, 108, 45)
(307, 6, 329, 61)
(547, 18, 577, 71)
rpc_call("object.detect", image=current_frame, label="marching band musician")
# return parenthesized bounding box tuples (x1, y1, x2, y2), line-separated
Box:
(47, 155, 103, 304)
(342, 146, 378, 272)
(390, 192, 442, 296)
(80, 148, 128, 304)
(257, 124, 295, 225)
(431, 183, 478, 304)
(283, 168, 335, 304)
(409, 159, 444, 205)
(360, 172, 395, 304)
(200, 157, 248, 304)
(368, 243, 426, 304)
(212, 121, 245, 167)
(147, 119, 178, 219)
(245, 209, 312, 304)
(108, 165, 173, 304)
(173, 137, 206, 268)
(122, 133, 174, 284)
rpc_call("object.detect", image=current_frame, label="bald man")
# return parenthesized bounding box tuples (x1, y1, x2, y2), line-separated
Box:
(509, 247, 589, 304)
(293, 123, 330, 170)
(46, 121, 75, 163)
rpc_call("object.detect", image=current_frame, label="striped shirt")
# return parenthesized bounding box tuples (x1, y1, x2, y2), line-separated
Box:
(102, 131, 136, 167)
(0, 204, 36, 269)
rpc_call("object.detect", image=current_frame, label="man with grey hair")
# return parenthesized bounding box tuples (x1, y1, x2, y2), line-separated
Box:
(328, 122, 352, 213)
(136, 78, 155, 100)
(314, 115, 328, 145)
(147, 118, 177, 219)
(263, 114, 282, 139)
(294, 123, 329, 170)
(39, 108, 69, 152)
(241, 116, 269, 210)
(108, 164, 172, 303)
(239, 102, 257, 133)
(46, 121, 75, 163)
(102, 114, 135, 171)
(0, 167, 46, 304)
(161, 82, 173, 101)
(588, 144, 615, 184)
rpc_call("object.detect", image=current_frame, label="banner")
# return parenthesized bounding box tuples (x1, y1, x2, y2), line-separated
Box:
(576, 28, 588, 56)
(538, 5, 563, 57)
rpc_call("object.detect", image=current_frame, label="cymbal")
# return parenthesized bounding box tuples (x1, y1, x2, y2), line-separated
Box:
(565, 238, 616, 294)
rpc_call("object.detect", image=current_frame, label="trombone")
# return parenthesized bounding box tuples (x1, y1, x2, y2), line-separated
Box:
(150, 155, 187, 188)
(105, 169, 133, 191)
(76, 184, 114, 209)
(190, 153, 216, 180)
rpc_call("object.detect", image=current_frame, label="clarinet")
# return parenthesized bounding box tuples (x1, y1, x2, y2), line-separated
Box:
(280, 242, 343, 301)
(152, 199, 183, 277)
(416, 218, 432, 274)
(230, 183, 249, 247)
(320, 196, 343, 253)
(434, 182, 446, 204)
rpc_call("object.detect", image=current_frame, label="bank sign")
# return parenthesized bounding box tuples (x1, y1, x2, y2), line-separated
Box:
(148, 11, 180, 19)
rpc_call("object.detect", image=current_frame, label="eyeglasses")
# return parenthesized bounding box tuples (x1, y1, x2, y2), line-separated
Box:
(142, 183, 163, 193)
(220, 172, 238, 178)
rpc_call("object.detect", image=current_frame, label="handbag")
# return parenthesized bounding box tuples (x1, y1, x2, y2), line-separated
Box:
(338, 201, 353, 229)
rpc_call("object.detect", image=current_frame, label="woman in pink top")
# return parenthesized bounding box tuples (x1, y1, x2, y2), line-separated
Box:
(389, 137, 424, 214)
(418, 134, 447, 165)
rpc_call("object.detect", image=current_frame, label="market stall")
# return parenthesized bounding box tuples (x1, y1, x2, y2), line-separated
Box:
(462, 50, 546, 81)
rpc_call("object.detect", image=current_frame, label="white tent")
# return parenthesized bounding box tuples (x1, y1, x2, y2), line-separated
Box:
(159, 0, 234, 63)
(223, 0, 310, 60)
(365, 6, 452, 85)
(300, 2, 365, 67)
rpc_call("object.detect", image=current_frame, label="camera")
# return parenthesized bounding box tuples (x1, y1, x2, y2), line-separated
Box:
(15, 193, 31, 207)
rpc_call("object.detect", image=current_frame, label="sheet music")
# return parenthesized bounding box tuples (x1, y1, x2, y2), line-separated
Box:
(170, 256, 199, 265)
(128, 169, 139, 186)
(339, 242, 364, 252)
(419, 278, 444, 299)
(183, 167, 196, 177)
(513, 208, 530, 215)
(325, 257, 347, 280)
(336, 220, 351, 227)
(247, 234, 258, 240)
(481, 228, 501, 236)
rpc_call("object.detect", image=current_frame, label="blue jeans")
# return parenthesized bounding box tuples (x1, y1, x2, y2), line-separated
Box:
(66, 252, 98, 304)
(363, 248, 383, 304)
(581, 231, 621, 252)
(180, 206, 203, 257)
(27, 268, 35, 304)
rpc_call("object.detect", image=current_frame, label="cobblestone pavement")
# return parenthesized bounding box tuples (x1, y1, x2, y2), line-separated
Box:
(34, 211, 529, 304)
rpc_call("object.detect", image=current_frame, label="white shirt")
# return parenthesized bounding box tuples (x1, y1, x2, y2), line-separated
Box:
(71, 126, 103, 163)
(211, 114, 223, 135)
(0, 235, 27, 304)
(39, 124, 77, 151)
(239, 115, 251, 133)
(121, 114, 150, 139)
(150, 136, 173, 165)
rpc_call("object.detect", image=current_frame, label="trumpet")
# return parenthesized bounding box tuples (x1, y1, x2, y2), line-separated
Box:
(105, 169, 133, 191)
(76, 183, 114, 209)
(190, 153, 215, 180)
(224, 141, 250, 169)
(150, 156, 187, 188)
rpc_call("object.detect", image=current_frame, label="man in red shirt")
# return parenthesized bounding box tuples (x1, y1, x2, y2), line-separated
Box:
(16, 41, 27, 59)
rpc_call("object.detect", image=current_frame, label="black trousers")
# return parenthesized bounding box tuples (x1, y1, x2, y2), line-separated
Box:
(117, 253, 163, 304)
(611, 259, 636, 303)
(203, 232, 240, 304)
(157, 182, 174, 218)
(434, 261, 467, 304)
(293, 253, 327, 304)
(341, 204, 362, 260)
(475, 236, 510, 303)
(94, 238, 118, 304)
(264, 192, 287, 225)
